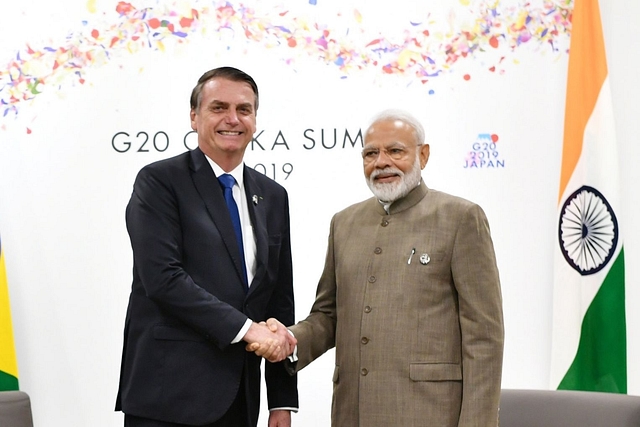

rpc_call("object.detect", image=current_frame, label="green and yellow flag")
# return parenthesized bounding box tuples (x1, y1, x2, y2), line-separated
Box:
(550, 0, 626, 393)
(0, 235, 19, 391)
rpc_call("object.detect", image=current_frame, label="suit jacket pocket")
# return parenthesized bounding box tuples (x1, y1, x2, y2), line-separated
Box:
(153, 325, 206, 342)
(409, 363, 462, 382)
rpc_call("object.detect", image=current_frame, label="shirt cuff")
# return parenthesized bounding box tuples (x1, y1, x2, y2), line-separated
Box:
(231, 318, 253, 344)
(270, 407, 299, 413)
(288, 329, 298, 362)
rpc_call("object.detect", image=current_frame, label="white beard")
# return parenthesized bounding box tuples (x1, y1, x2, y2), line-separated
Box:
(366, 156, 422, 203)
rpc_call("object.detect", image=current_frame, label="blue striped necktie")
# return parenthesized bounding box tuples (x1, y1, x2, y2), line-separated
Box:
(217, 174, 248, 290)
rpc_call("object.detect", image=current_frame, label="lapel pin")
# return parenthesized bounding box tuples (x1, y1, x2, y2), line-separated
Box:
(252, 195, 259, 205)
(419, 253, 430, 265)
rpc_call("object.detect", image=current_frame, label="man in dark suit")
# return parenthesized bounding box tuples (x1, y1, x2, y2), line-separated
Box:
(115, 66, 298, 427)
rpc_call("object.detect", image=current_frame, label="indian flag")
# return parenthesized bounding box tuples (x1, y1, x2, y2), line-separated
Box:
(0, 235, 19, 391)
(550, 0, 626, 393)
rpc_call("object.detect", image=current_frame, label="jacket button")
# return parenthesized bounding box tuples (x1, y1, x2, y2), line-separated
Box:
(361, 368, 368, 376)
(381, 220, 389, 227)
(361, 337, 369, 345)
(374, 247, 382, 254)
(364, 306, 372, 313)
(368, 276, 376, 283)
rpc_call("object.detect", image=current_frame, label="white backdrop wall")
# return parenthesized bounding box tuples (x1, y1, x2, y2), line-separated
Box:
(0, 1, 638, 426)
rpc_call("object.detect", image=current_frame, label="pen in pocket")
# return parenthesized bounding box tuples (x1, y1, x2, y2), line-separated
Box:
(407, 248, 415, 264)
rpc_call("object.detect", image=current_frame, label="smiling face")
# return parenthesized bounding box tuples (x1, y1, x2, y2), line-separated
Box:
(190, 77, 257, 171)
(363, 118, 430, 202)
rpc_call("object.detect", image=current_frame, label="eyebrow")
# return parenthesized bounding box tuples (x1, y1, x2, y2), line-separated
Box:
(363, 141, 407, 149)
(236, 102, 254, 110)
(207, 100, 254, 110)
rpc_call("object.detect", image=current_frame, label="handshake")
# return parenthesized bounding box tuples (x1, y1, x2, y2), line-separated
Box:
(244, 318, 295, 363)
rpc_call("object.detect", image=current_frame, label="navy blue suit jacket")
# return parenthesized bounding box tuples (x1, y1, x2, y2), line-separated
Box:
(115, 147, 297, 425)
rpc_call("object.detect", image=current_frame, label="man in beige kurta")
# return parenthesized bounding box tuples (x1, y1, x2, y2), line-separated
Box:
(252, 109, 504, 427)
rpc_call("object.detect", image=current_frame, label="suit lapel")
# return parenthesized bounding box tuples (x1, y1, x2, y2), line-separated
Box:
(189, 148, 247, 289)
(243, 167, 268, 294)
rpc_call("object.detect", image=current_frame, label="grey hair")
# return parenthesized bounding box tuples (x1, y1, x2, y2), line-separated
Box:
(366, 109, 425, 146)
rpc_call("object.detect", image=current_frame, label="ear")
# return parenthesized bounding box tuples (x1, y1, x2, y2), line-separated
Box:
(419, 144, 430, 169)
(190, 109, 197, 131)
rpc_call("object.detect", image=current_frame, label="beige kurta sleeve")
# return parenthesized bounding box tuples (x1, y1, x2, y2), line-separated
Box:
(452, 203, 504, 427)
(289, 216, 338, 370)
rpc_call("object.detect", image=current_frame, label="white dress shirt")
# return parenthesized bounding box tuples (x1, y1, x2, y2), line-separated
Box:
(205, 157, 256, 343)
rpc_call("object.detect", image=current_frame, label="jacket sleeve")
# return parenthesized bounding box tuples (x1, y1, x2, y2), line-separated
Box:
(264, 190, 299, 409)
(452, 203, 504, 427)
(289, 216, 338, 371)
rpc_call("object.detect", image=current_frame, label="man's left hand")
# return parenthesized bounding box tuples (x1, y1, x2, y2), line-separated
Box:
(268, 410, 291, 427)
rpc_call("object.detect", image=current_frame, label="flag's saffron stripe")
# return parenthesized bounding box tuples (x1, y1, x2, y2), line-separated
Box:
(559, 0, 608, 203)
(558, 249, 626, 393)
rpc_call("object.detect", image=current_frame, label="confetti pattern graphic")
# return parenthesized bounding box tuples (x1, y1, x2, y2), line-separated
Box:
(1, 0, 572, 131)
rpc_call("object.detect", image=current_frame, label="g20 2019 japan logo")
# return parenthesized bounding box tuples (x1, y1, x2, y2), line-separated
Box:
(558, 185, 618, 276)
(464, 133, 505, 169)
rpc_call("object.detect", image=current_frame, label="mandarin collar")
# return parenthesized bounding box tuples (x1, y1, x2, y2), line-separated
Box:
(373, 180, 428, 216)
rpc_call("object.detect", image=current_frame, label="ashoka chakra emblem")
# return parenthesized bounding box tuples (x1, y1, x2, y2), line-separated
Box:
(558, 185, 618, 276)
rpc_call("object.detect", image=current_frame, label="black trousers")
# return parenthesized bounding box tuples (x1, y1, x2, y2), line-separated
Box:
(124, 379, 251, 427)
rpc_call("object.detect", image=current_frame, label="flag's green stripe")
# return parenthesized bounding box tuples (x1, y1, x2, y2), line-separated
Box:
(559, 247, 626, 393)
(0, 370, 19, 391)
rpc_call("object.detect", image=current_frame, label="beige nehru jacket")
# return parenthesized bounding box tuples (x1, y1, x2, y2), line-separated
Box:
(290, 181, 504, 427)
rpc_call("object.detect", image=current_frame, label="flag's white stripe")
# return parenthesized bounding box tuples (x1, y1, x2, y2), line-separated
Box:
(580, 78, 621, 205)
(550, 76, 622, 387)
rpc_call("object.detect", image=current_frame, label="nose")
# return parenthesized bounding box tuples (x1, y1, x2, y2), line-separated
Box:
(373, 149, 392, 168)
(224, 109, 240, 124)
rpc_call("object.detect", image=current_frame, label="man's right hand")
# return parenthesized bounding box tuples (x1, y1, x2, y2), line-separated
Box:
(245, 318, 295, 362)
(243, 320, 295, 363)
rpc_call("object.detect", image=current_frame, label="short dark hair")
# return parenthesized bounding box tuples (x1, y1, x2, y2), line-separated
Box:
(190, 66, 259, 112)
